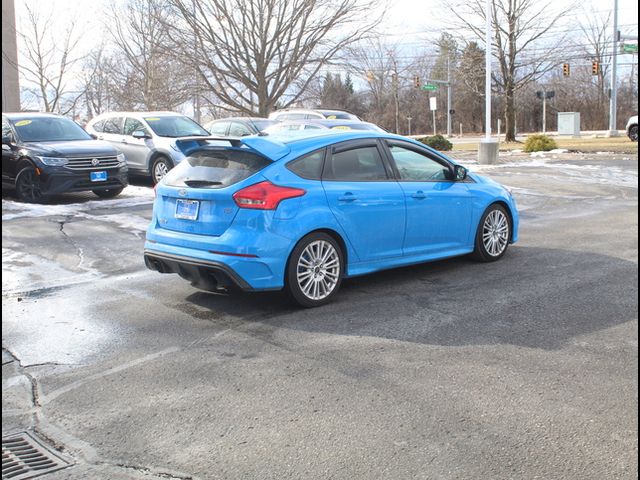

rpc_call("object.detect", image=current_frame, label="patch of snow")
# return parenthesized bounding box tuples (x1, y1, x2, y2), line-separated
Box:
(2, 185, 154, 221)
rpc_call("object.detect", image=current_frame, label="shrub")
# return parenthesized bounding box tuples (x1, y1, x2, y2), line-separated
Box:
(417, 134, 453, 151)
(523, 134, 558, 152)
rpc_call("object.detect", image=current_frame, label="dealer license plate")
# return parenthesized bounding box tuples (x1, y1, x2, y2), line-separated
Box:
(175, 199, 200, 220)
(90, 171, 107, 182)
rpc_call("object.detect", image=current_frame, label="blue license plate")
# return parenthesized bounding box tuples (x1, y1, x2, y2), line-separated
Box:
(175, 199, 200, 220)
(90, 171, 107, 182)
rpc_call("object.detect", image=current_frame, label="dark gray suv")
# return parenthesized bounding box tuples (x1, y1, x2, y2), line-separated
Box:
(2, 113, 127, 202)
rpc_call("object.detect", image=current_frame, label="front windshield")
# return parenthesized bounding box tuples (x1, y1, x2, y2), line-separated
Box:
(11, 117, 92, 142)
(143, 116, 208, 137)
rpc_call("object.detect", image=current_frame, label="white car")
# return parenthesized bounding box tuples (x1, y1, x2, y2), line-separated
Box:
(268, 108, 360, 122)
(626, 115, 638, 142)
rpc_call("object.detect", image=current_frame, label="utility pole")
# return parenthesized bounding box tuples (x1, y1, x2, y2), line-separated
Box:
(391, 56, 400, 134)
(446, 56, 452, 137)
(407, 116, 412, 136)
(608, 0, 619, 136)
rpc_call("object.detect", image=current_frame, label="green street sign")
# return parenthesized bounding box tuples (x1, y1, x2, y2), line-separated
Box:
(421, 84, 438, 91)
(622, 43, 638, 53)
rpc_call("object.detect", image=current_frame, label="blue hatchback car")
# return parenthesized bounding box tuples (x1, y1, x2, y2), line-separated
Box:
(144, 131, 518, 307)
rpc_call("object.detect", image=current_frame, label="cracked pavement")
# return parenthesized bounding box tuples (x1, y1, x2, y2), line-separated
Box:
(2, 155, 638, 479)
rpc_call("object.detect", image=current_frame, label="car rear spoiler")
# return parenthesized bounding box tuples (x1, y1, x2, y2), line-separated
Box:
(174, 136, 290, 161)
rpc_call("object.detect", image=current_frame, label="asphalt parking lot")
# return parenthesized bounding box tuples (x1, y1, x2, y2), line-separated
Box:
(2, 151, 638, 479)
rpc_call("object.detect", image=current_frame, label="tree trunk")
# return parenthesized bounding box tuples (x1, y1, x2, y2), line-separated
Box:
(504, 86, 516, 142)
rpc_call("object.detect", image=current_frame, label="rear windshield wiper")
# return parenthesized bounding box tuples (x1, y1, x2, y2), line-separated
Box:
(183, 180, 224, 188)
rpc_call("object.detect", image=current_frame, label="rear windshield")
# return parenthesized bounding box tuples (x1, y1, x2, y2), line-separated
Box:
(251, 120, 277, 132)
(163, 149, 270, 188)
(143, 116, 208, 137)
(318, 111, 359, 120)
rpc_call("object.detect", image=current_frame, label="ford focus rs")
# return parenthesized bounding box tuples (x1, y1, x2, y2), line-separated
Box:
(144, 131, 518, 307)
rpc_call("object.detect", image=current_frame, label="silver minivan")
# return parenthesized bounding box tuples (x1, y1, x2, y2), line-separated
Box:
(85, 111, 209, 184)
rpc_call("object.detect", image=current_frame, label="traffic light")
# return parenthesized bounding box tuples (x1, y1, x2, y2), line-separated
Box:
(414, 76, 420, 88)
(562, 63, 570, 77)
(592, 61, 600, 76)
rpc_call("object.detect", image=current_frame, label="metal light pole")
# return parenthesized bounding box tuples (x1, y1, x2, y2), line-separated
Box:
(608, 0, 619, 136)
(407, 116, 412, 136)
(478, 0, 499, 164)
(484, 0, 492, 140)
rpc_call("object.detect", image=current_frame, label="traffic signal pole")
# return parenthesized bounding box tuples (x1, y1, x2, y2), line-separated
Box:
(608, 0, 619, 136)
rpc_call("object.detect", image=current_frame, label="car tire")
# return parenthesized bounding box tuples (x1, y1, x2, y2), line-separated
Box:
(471, 204, 512, 262)
(15, 166, 45, 203)
(93, 187, 124, 199)
(628, 125, 638, 142)
(151, 156, 172, 185)
(285, 232, 344, 308)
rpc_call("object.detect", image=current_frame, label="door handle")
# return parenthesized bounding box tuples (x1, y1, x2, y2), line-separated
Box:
(97, 136, 104, 140)
(338, 192, 357, 202)
(121, 138, 128, 144)
(411, 191, 427, 199)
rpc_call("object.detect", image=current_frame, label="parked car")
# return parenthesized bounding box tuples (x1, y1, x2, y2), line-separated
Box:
(85, 111, 209, 184)
(268, 108, 360, 122)
(626, 115, 638, 142)
(144, 130, 519, 307)
(263, 119, 385, 134)
(2, 113, 128, 202)
(205, 117, 277, 137)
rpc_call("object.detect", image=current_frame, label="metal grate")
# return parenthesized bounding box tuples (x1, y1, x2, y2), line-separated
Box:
(2, 431, 70, 479)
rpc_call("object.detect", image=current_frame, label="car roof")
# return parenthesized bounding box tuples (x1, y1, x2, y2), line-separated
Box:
(3, 112, 65, 120)
(208, 117, 271, 123)
(91, 111, 184, 119)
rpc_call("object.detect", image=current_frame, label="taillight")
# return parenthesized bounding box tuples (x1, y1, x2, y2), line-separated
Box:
(233, 181, 305, 210)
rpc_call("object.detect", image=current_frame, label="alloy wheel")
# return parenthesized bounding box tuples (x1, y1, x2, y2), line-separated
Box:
(16, 168, 43, 202)
(482, 209, 509, 257)
(296, 240, 341, 301)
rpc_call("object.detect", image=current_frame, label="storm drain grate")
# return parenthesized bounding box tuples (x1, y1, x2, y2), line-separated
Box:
(2, 431, 70, 479)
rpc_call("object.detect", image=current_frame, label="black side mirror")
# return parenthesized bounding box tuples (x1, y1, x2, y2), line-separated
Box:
(89, 133, 98, 140)
(2, 135, 14, 145)
(454, 165, 468, 181)
(132, 130, 150, 139)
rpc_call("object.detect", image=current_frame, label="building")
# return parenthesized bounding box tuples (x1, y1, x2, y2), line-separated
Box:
(2, 0, 21, 112)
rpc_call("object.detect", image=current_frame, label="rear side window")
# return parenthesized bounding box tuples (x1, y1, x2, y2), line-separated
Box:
(92, 119, 106, 132)
(229, 122, 253, 136)
(323, 145, 388, 181)
(163, 149, 270, 188)
(123, 117, 148, 136)
(287, 149, 325, 180)
(208, 121, 229, 135)
(102, 117, 123, 134)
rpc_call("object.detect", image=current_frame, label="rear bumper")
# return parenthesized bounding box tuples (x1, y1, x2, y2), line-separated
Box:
(143, 249, 278, 292)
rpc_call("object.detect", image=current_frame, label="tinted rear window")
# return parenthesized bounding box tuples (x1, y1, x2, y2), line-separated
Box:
(163, 149, 270, 188)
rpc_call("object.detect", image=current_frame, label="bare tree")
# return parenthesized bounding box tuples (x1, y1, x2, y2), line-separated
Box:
(108, 0, 193, 110)
(16, 2, 84, 114)
(82, 45, 121, 118)
(579, 13, 611, 128)
(445, 0, 573, 141)
(166, 0, 383, 116)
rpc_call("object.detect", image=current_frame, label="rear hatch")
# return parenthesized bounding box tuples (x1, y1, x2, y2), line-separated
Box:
(155, 148, 271, 236)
